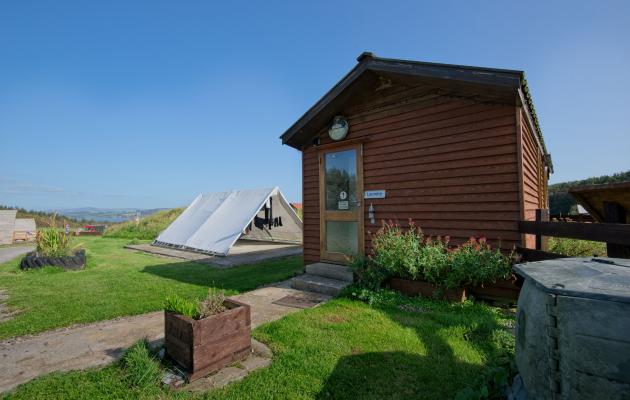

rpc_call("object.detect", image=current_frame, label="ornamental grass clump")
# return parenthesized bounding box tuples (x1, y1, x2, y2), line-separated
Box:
(164, 288, 226, 320)
(198, 287, 226, 318)
(36, 228, 70, 257)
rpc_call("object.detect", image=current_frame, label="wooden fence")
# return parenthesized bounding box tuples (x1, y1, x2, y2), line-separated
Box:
(518, 206, 630, 259)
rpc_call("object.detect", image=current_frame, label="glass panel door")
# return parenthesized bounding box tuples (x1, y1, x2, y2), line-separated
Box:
(320, 145, 363, 263)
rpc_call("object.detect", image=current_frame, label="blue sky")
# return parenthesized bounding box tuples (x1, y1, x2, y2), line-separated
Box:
(1, 1, 629, 210)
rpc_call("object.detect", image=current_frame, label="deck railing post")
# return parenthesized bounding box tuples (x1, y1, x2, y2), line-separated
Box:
(603, 201, 630, 258)
(535, 209, 549, 251)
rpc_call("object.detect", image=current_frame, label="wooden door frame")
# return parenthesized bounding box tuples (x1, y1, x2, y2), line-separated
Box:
(318, 142, 364, 264)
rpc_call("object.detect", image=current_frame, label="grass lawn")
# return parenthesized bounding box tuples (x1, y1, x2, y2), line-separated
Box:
(3, 293, 515, 399)
(0, 237, 303, 339)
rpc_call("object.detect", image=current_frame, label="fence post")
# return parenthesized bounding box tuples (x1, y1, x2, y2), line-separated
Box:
(603, 201, 630, 258)
(535, 209, 549, 251)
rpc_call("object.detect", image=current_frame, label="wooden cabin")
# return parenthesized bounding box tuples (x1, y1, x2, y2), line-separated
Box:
(281, 53, 552, 265)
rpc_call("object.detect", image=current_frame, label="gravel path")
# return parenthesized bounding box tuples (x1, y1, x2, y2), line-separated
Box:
(0, 280, 329, 393)
(0, 245, 34, 264)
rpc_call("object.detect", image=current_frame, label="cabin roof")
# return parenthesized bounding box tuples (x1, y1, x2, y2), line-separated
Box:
(280, 52, 551, 171)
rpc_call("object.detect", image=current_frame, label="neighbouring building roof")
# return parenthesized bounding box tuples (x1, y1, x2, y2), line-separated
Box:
(569, 181, 630, 222)
(280, 52, 551, 171)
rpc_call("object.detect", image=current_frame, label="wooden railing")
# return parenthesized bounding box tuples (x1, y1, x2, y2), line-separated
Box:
(518, 207, 630, 259)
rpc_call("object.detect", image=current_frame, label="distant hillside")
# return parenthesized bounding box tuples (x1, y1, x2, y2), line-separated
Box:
(0, 205, 99, 228)
(549, 170, 630, 215)
(103, 208, 184, 240)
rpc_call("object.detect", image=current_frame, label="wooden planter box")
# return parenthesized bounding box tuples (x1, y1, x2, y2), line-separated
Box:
(387, 277, 467, 302)
(164, 299, 251, 382)
(469, 276, 522, 302)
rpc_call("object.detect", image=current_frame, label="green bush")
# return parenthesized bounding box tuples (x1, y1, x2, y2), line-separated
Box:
(371, 220, 424, 279)
(548, 237, 606, 257)
(369, 221, 512, 289)
(418, 237, 451, 286)
(445, 238, 512, 289)
(36, 228, 70, 257)
(348, 255, 389, 291)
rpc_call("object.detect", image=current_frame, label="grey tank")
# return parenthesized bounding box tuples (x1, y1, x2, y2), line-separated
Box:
(513, 257, 630, 400)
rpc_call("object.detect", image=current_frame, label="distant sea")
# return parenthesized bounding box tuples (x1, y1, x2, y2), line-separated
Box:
(54, 207, 166, 223)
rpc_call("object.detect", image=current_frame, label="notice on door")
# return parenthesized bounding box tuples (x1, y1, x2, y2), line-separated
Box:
(338, 201, 349, 210)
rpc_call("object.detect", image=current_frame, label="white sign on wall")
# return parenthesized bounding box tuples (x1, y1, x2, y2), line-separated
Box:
(364, 190, 386, 199)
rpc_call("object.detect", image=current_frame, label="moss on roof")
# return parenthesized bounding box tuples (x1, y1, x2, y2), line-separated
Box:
(521, 75, 553, 172)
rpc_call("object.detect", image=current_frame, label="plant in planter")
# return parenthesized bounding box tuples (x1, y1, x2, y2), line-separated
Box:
(20, 228, 86, 270)
(164, 288, 251, 382)
(370, 221, 514, 302)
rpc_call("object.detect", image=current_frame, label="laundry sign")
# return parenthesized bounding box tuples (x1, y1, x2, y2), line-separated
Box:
(364, 190, 386, 199)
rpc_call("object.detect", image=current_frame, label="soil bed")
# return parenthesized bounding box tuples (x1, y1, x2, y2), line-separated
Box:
(386, 277, 468, 302)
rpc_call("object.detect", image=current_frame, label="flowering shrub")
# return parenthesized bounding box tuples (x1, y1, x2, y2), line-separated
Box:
(438, 237, 512, 289)
(366, 220, 512, 289)
(370, 220, 424, 279)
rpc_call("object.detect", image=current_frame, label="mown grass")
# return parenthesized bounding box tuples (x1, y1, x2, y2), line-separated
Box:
(103, 208, 184, 240)
(0, 236, 302, 339)
(3, 294, 514, 400)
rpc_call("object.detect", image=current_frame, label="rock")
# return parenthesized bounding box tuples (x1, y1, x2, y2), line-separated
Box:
(161, 371, 185, 387)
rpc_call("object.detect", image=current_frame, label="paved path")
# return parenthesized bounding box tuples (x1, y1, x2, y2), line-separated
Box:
(0, 245, 34, 264)
(0, 280, 329, 393)
(125, 241, 302, 268)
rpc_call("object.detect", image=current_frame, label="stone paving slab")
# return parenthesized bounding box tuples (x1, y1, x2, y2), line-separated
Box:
(180, 339, 272, 392)
(125, 241, 302, 268)
(0, 280, 330, 393)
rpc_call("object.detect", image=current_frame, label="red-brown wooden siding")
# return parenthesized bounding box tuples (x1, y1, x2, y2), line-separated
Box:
(302, 86, 546, 264)
(519, 109, 548, 248)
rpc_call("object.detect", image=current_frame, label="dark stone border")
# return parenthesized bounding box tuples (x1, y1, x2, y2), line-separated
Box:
(20, 249, 86, 271)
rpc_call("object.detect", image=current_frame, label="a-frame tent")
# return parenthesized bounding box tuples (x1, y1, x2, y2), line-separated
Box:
(154, 187, 302, 256)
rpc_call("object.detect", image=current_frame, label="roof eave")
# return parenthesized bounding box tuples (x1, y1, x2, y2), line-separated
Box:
(281, 54, 547, 156)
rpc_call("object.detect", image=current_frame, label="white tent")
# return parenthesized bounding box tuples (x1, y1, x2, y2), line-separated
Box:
(154, 187, 302, 256)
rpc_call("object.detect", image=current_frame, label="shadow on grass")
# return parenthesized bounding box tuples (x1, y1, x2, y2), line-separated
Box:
(316, 350, 484, 400)
(139, 257, 302, 293)
(317, 299, 509, 399)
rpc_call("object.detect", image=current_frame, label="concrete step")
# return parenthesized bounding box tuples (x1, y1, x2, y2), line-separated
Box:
(291, 274, 351, 296)
(305, 262, 354, 282)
